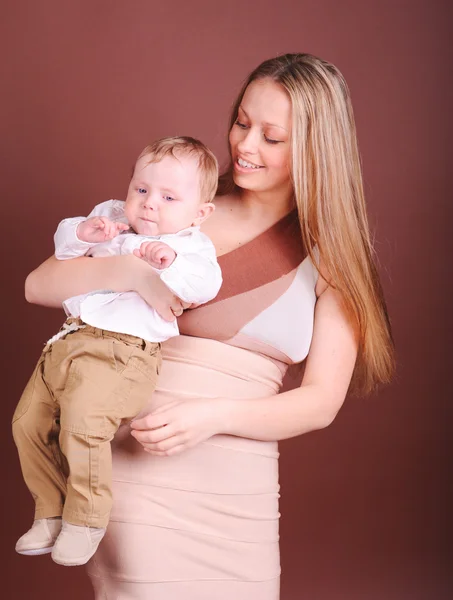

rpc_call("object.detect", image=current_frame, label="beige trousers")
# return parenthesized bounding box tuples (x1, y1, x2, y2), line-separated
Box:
(12, 322, 160, 528)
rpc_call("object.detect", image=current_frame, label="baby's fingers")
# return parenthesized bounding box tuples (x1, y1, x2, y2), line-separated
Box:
(153, 248, 167, 262)
(105, 222, 116, 238)
(139, 241, 152, 254)
(110, 222, 128, 238)
(93, 217, 106, 230)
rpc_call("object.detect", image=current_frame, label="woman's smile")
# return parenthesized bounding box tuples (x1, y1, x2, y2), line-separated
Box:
(234, 156, 264, 172)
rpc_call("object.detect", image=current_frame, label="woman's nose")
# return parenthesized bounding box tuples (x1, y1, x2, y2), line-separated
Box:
(237, 128, 260, 156)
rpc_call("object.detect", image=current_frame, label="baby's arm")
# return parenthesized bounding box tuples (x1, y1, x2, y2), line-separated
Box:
(160, 248, 222, 305)
(54, 200, 129, 260)
(133, 241, 177, 270)
(119, 231, 222, 305)
(146, 234, 222, 305)
(77, 216, 129, 244)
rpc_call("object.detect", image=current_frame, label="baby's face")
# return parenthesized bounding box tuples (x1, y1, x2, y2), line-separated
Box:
(125, 153, 209, 236)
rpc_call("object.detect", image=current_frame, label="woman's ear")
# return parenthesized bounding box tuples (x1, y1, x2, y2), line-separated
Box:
(191, 202, 215, 226)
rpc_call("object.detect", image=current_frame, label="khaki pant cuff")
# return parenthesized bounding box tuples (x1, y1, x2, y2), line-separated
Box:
(63, 508, 109, 529)
(34, 505, 64, 520)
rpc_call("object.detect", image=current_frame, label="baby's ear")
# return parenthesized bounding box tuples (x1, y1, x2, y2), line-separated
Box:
(192, 202, 215, 226)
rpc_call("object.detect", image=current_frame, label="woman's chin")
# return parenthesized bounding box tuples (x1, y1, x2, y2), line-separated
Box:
(233, 173, 261, 191)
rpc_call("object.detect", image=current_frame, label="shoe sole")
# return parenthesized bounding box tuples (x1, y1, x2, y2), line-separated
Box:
(51, 549, 97, 567)
(51, 540, 103, 567)
(16, 546, 54, 556)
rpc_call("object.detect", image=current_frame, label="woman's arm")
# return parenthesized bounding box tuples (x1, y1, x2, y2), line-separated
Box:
(220, 284, 358, 440)
(25, 254, 187, 321)
(25, 255, 134, 306)
(131, 284, 358, 454)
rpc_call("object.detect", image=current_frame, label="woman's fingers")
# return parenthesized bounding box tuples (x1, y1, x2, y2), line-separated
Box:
(144, 444, 186, 457)
(143, 435, 188, 455)
(131, 410, 171, 431)
(170, 297, 190, 317)
(157, 303, 176, 322)
(170, 304, 184, 317)
(131, 423, 176, 444)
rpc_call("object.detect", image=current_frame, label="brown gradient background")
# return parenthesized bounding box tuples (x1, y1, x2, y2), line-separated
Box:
(1, 1, 452, 598)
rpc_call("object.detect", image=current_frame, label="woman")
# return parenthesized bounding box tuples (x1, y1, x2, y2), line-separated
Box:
(25, 54, 394, 599)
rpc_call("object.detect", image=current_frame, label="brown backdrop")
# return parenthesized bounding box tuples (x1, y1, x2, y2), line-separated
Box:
(1, 1, 452, 598)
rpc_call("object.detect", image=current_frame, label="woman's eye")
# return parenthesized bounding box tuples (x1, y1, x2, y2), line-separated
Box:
(264, 135, 281, 145)
(234, 119, 248, 129)
(138, 187, 147, 194)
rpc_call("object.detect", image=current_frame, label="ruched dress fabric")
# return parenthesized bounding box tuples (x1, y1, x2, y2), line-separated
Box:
(88, 211, 319, 599)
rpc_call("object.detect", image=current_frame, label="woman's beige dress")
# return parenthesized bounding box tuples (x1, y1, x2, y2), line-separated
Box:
(88, 212, 318, 599)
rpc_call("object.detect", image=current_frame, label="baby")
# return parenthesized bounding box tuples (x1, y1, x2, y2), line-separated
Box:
(12, 136, 222, 566)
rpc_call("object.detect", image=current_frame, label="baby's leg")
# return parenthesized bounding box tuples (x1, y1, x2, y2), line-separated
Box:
(12, 351, 67, 520)
(58, 334, 160, 529)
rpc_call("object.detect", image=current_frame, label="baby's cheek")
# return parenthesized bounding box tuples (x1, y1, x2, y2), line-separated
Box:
(123, 201, 136, 223)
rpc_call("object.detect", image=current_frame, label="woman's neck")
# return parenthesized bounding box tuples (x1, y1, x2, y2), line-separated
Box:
(238, 187, 296, 222)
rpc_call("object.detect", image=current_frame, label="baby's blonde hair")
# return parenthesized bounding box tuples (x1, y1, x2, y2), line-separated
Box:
(139, 136, 218, 203)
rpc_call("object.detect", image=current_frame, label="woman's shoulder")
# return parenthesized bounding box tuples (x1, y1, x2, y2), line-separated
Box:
(201, 194, 244, 254)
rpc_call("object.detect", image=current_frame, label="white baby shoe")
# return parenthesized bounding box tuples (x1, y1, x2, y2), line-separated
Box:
(16, 518, 63, 555)
(51, 520, 106, 566)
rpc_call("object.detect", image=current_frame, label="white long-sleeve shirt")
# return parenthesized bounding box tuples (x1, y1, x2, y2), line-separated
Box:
(54, 199, 222, 342)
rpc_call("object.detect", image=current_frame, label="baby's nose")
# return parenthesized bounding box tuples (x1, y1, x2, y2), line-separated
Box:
(143, 195, 158, 210)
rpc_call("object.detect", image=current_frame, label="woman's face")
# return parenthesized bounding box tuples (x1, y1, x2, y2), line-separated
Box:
(229, 78, 292, 198)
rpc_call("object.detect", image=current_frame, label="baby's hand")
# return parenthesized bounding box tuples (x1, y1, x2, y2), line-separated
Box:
(133, 241, 177, 270)
(77, 217, 129, 243)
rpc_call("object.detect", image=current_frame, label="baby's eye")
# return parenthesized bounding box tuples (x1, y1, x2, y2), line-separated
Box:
(164, 195, 175, 202)
(137, 187, 147, 194)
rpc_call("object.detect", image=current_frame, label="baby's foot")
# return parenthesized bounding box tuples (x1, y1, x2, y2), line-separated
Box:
(15, 518, 62, 555)
(51, 520, 106, 566)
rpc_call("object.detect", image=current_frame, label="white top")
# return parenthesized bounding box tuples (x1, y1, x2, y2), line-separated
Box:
(54, 200, 222, 342)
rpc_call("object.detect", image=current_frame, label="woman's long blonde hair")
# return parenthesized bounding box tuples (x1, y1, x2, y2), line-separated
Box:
(218, 53, 395, 394)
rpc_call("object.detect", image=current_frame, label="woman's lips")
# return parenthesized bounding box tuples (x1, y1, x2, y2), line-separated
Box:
(234, 157, 264, 173)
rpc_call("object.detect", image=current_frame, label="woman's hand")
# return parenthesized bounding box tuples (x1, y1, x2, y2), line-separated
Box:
(132, 260, 189, 321)
(130, 398, 229, 456)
